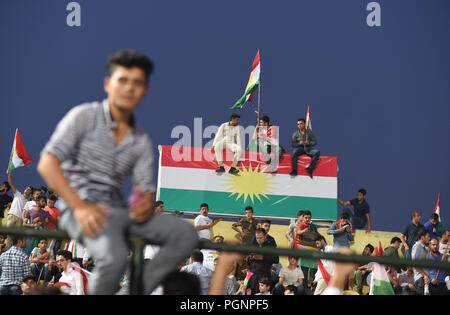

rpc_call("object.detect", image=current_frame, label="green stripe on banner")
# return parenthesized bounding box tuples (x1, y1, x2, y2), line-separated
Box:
(159, 188, 337, 220)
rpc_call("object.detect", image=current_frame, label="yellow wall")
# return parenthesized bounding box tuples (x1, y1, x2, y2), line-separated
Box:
(198, 219, 404, 267)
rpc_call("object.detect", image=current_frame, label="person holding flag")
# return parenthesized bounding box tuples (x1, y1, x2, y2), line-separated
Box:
(54, 249, 87, 295)
(289, 113, 320, 179)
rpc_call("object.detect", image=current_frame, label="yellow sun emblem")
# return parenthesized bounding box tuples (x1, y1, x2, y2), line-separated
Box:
(223, 163, 277, 203)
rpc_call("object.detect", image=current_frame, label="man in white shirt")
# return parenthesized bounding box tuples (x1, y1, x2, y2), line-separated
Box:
(55, 250, 85, 295)
(213, 114, 242, 175)
(313, 234, 335, 295)
(411, 228, 430, 295)
(5, 170, 32, 248)
(194, 203, 221, 240)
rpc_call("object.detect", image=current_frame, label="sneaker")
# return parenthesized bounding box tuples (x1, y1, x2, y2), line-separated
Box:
(289, 170, 297, 176)
(229, 167, 240, 175)
(215, 166, 225, 173)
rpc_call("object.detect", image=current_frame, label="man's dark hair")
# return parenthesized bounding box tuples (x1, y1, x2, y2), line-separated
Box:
(340, 212, 350, 220)
(56, 249, 72, 261)
(200, 203, 209, 209)
(39, 186, 48, 193)
(154, 201, 164, 208)
(298, 118, 305, 123)
(297, 210, 305, 217)
(390, 236, 401, 244)
(11, 235, 26, 246)
(314, 233, 326, 243)
(23, 274, 36, 283)
(245, 206, 253, 212)
(365, 244, 374, 253)
(358, 188, 367, 196)
(47, 194, 57, 202)
(230, 113, 240, 120)
(260, 115, 270, 124)
(258, 277, 271, 287)
(107, 50, 154, 83)
(285, 285, 297, 294)
(430, 213, 439, 221)
(162, 271, 200, 295)
(417, 228, 429, 240)
(261, 219, 271, 225)
(255, 228, 267, 235)
(2, 181, 10, 192)
(37, 237, 47, 243)
(303, 210, 311, 216)
(190, 249, 204, 263)
(35, 196, 46, 203)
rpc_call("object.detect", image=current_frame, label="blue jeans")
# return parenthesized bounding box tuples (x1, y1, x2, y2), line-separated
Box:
(291, 147, 320, 172)
(0, 285, 22, 295)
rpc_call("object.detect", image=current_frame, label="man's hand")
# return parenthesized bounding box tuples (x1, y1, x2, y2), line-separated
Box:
(129, 192, 154, 223)
(73, 202, 111, 238)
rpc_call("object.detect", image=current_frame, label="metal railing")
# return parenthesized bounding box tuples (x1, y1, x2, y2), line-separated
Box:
(1, 226, 449, 295)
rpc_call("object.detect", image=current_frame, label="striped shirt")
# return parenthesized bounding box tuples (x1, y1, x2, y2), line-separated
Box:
(41, 99, 155, 206)
(0, 246, 31, 286)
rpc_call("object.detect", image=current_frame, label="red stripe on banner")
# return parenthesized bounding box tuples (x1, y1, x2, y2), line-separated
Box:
(159, 145, 337, 177)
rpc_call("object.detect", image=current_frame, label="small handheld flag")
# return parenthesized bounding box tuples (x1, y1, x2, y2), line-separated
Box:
(305, 105, 312, 131)
(8, 129, 33, 172)
(434, 192, 441, 221)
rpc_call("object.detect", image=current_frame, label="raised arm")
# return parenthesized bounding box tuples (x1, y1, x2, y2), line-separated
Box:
(337, 197, 351, 206)
(6, 170, 17, 195)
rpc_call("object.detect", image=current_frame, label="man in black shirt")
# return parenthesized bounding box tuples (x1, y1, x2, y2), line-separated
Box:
(247, 228, 279, 294)
(0, 181, 13, 220)
(338, 188, 371, 233)
(289, 118, 320, 178)
(400, 211, 424, 260)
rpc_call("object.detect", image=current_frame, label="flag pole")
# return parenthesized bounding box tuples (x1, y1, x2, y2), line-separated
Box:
(7, 129, 17, 172)
(257, 79, 261, 154)
(304, 106, 309, 151)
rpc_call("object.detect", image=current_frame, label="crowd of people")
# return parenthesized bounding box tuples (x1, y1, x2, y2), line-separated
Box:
(0, 167, 449, 295)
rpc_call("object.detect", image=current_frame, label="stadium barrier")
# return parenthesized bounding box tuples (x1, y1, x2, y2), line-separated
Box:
(0, 226, 448, 295)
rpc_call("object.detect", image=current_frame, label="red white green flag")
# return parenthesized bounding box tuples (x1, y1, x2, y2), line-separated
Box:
(369, 263, 395, 295)
(230, 50, 261, 109)
(157, 145, 337, 220)
(434, 192, 441, 221)
(8, 129, 34, 172)
(306, 105, 312, 131)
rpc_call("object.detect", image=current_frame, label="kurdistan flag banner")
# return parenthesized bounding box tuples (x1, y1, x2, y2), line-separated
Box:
(369, 263, 395, 295)
(230, 50, 261, 109)
(8, 129, 34, 171)
(157, 145, 337, 220)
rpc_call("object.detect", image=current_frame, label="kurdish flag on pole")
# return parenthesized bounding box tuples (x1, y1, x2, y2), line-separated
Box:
(8, 129, 34, 172)
(230, 50, 261, 109)
(369, 263, 395, 295)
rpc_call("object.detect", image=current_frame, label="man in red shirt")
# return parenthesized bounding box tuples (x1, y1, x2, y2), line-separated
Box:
(43, 194, 60, 230)
(43, 194, 61, 255)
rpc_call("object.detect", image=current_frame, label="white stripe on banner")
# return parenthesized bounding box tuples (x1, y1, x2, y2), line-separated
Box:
(159, 166, 336, 199)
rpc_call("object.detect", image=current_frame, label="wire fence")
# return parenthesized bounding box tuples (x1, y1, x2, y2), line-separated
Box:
(0, 226, 449, 295)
